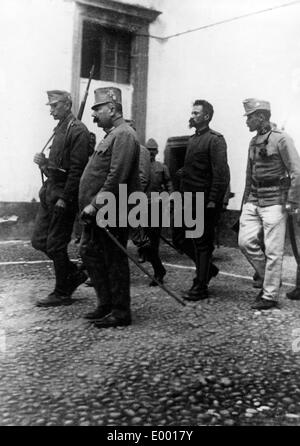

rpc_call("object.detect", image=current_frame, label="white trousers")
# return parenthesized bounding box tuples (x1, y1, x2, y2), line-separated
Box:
(238, 202, 287, 301)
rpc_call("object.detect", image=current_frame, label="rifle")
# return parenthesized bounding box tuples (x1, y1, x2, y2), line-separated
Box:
(77, 64, 95, 121)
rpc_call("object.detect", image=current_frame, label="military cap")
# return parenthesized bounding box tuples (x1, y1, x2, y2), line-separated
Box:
(46, 90, 72, 105)
(92, 87, 122, 110)
(243, 98, 271, 116)
(146, 138, 159, 150)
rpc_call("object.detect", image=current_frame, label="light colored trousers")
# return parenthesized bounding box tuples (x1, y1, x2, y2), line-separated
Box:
(238, 202, 287, 301)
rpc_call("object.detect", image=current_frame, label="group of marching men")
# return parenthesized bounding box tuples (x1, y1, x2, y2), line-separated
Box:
(32, 87, 300, 329)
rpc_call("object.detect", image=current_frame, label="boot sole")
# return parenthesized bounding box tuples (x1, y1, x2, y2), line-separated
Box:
(93, 321, 131, 328)
(36, 299, 73, 307)
(182, 294, 209, 301)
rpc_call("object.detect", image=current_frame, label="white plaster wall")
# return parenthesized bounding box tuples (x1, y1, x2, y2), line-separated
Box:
(146, 0, 300, 209)
(0, 0, 163, 202)
(0, 0, 75, 202)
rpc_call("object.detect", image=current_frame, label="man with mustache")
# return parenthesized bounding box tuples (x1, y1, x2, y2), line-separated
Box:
(79, 87, 140, 328)
(32, 90, 90, 306)
(181, 99, 230, 301)
(239, 98, 300, 310)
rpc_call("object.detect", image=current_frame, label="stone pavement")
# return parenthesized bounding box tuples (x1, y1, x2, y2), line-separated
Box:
(0, 240, 300, 426)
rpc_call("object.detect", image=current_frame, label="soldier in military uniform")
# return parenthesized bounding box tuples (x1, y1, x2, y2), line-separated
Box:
(140, 138, 173, 285)
(79, 87, 140, 329)
(125, 120, 151, 194)
(125, 119, 151, 263)
(32, 90, 90, 306)
(239, 98, 300, 310)
(181, 100, 230, 301)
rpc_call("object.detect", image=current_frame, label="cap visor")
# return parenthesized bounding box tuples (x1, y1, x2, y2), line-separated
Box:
(91, 101, 111, 110)
(46, 100, 59, 106)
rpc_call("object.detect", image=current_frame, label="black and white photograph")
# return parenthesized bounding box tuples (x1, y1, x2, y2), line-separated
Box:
(1, 0, 300, 429)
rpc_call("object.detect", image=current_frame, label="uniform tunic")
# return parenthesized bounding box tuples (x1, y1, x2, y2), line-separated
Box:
(139, 145, 151, 193)
(130, 145, 151, 249)
(244, 130, 300, 207)
(79, 119, 140, 211)
(79, 117, 140, 320)
(181, 126, 230, 290)
(181, 127, 230, 204)
(32, 112, 90, 256)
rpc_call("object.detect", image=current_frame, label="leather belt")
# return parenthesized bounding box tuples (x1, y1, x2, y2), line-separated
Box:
(252, 179, 281, 188)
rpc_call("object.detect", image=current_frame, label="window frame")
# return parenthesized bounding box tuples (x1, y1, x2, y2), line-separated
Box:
(81, 20, 132, 85)
(71, 0, 161, 143)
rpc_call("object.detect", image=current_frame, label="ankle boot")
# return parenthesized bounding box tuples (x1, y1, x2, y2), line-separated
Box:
(287, 287, 300, 300)
(51, 251, 73, 296)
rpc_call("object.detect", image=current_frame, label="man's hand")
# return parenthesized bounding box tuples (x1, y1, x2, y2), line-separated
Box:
(33, 152, 47, 168)
(285, 203, 299, 214)
(285, 203, 300, 225)
(80, 204, 97, 224)
(207, 201, 216, 209)
(55, 198, 66, 209)
(53, 198, 66, 217)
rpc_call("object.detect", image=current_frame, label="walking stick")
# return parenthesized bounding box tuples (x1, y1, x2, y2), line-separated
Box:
(103, 227, 186, 307)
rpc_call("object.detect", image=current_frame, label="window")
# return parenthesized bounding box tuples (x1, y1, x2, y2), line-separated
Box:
(81, 20, 131, 84)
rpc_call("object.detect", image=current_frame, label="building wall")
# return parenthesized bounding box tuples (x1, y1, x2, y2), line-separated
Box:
(1, 0, 300, 211)
(0, 0, 75, 202)
(0, 0, 163, 203)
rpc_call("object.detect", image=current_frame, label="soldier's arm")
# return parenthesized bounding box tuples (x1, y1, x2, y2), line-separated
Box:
(243, 152, 252, 205)
(278, 134, 300, 207)
(59, 125, 90, 203)
(208, 136, 230, 204)
(92, 131, 139, 207)
(163, 164, 174, 194)
(139, 146, 151, 192)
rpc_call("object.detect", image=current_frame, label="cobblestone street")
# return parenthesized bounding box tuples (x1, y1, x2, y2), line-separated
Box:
(1, 240, 300, 426)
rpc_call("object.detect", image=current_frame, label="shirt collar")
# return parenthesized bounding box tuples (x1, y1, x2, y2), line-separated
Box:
(54, 112, 74, 132)
(112, 116, 125, 128)
(195, 126, 210, 136)
(257, 124, 271, 136)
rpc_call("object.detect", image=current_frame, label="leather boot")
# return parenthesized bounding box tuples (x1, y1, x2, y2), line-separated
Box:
(51, 251, 73, 296)
(208, 263, 219, 283)
(83, 261, 112, 316)
(286, 288, 300, 300)
(182, 285, 208, 301)
(288, 266, 300, 299)
(149, 266, 167, 286)
(84, 305, 111, 321)
(66, 268, 88, 296)
(182, 250, 211, 301)
(36, 251, 76, 307)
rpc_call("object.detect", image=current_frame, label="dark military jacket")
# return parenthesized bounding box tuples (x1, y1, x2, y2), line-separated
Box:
(79, 117, 140, 211)
(244, 130, 300, 207)
(139, 145, 151, 193)
(148, 160, 173, 195)
(46, 112, 90, 203)
(181, 127, 230, 204)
